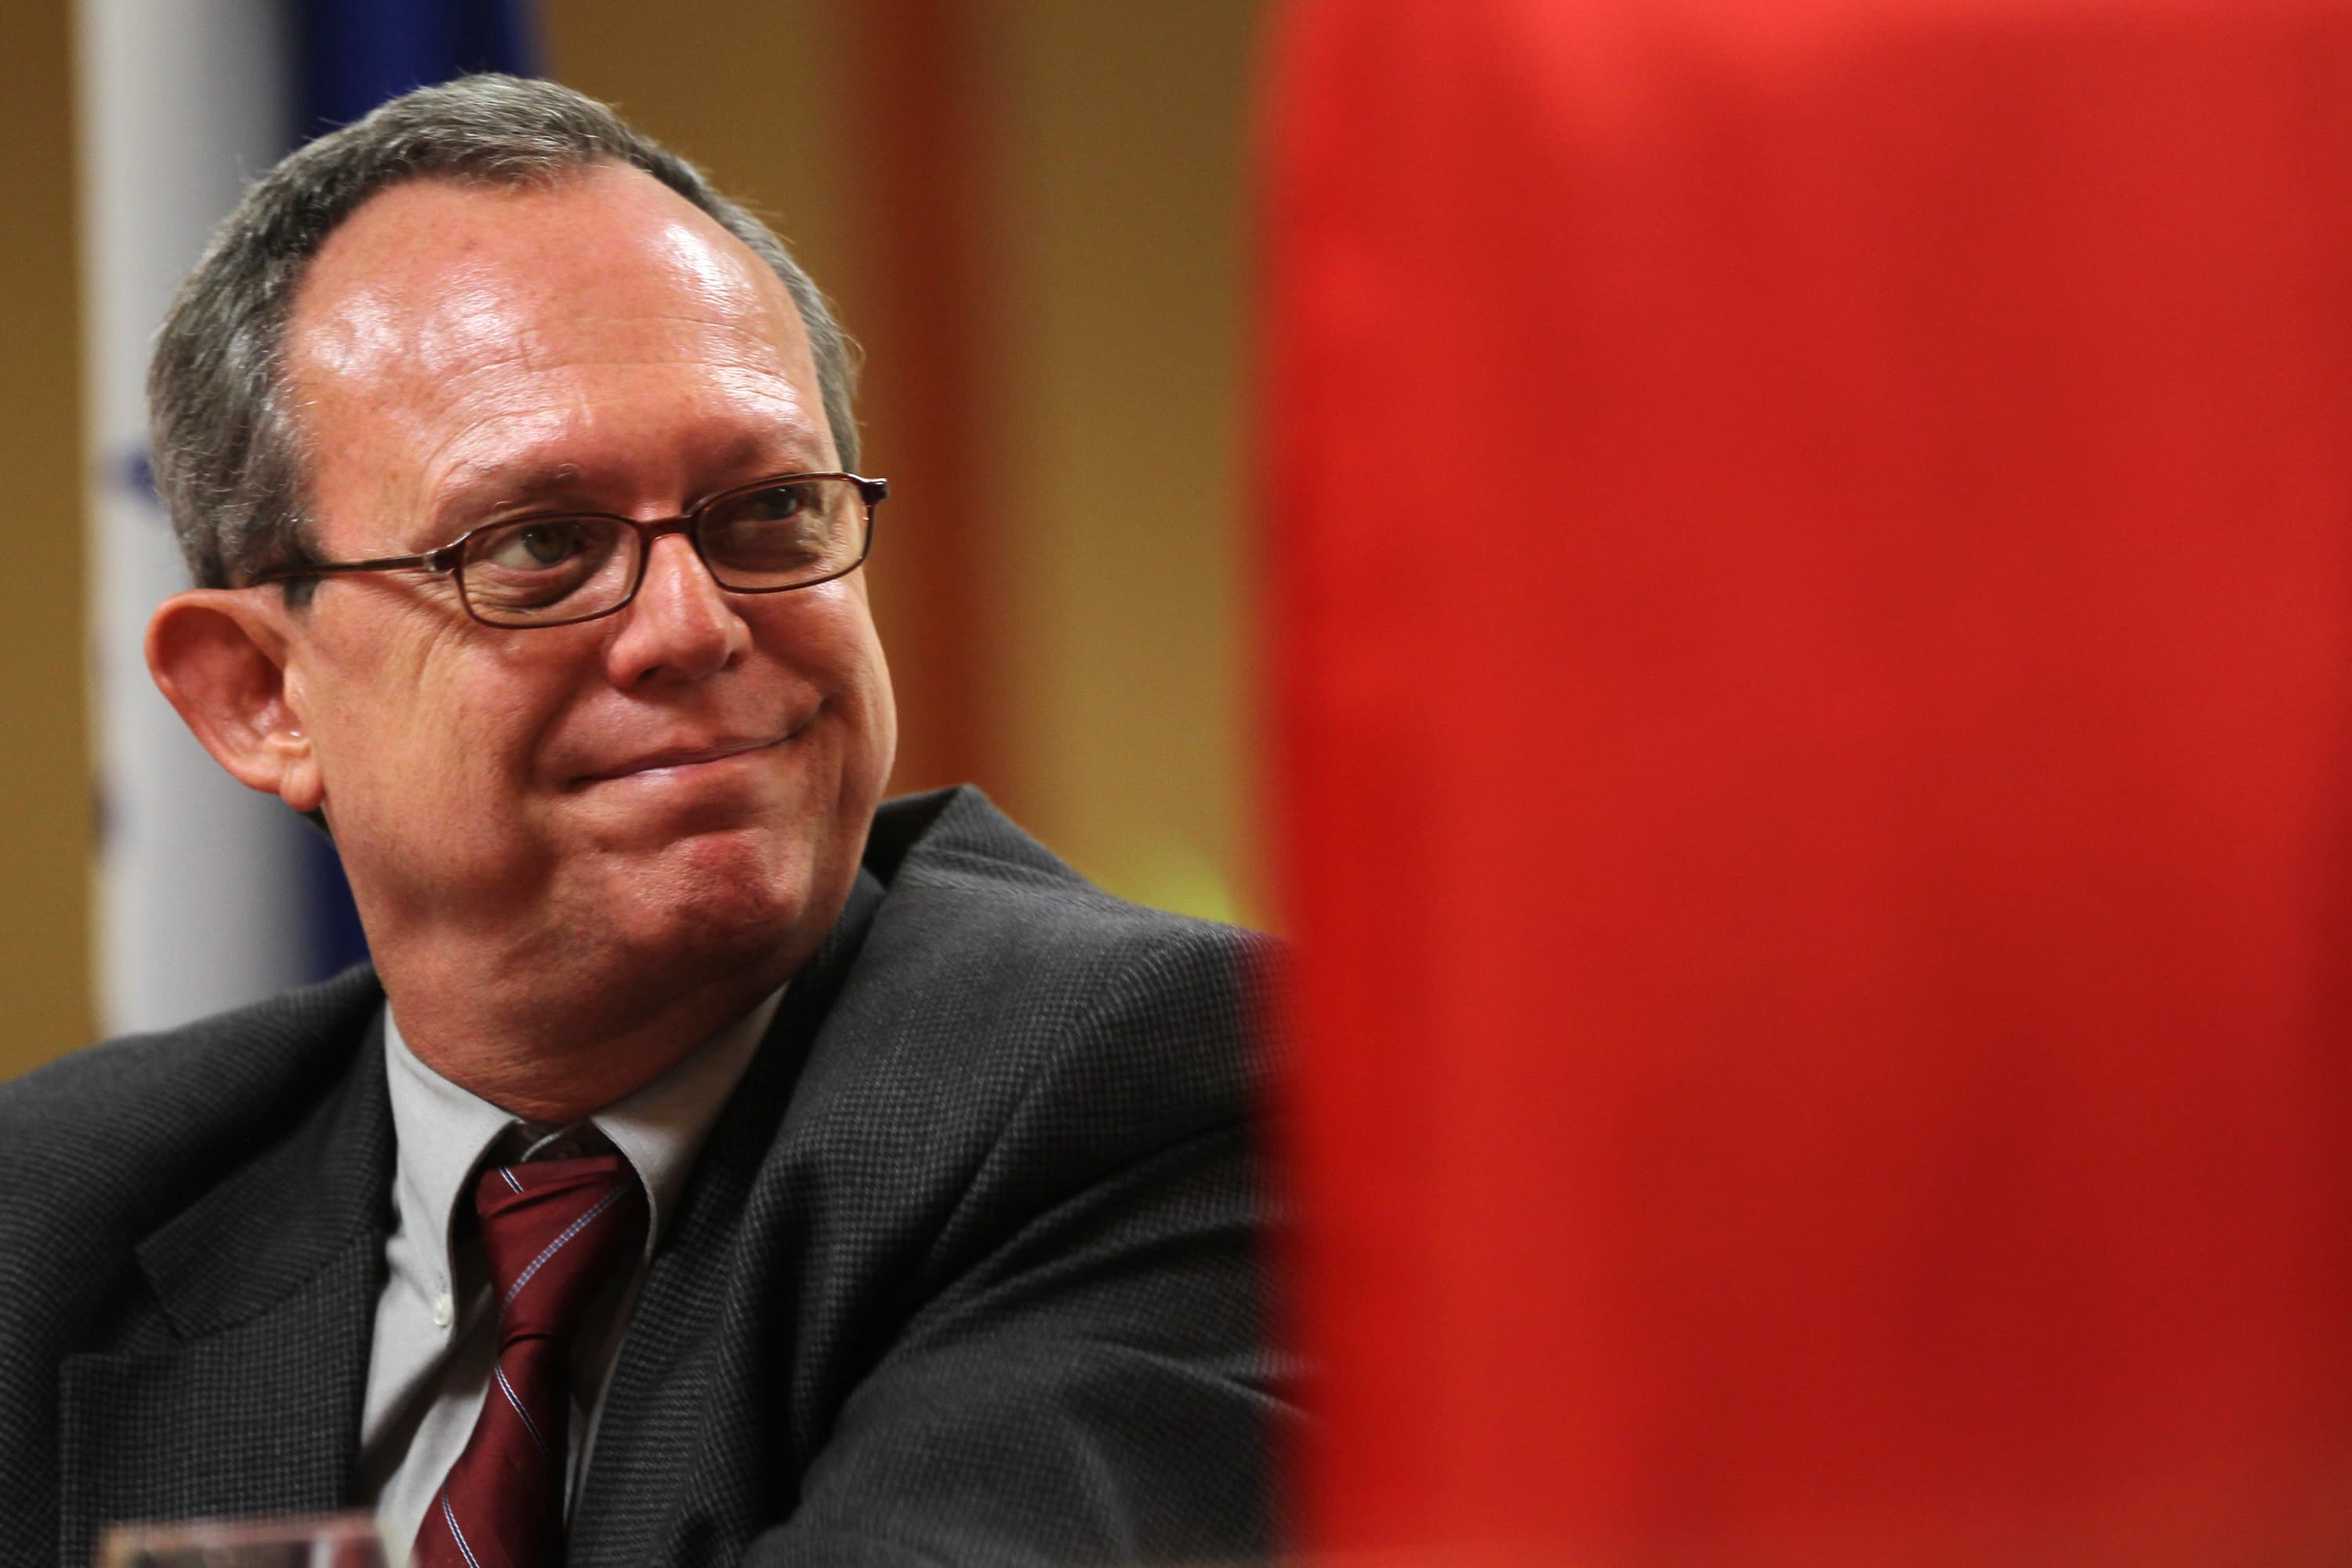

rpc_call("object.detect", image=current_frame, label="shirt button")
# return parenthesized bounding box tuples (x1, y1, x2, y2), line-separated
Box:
(432, 1292, 454, 1329)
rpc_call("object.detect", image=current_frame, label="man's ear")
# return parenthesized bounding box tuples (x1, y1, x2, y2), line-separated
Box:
(146, 588, 325, 814)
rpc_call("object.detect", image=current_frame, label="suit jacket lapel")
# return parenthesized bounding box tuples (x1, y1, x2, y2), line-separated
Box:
(570, 871, 884, 1568)
(57, 1028, 394, 1563)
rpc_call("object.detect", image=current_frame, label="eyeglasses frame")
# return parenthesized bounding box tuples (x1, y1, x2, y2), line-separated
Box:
(241, 471, 889, 630)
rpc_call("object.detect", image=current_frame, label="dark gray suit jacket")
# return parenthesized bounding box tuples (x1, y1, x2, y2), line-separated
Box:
(0, 788, 1287, 1567)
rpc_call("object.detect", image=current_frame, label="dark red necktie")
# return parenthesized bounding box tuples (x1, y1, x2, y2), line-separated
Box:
(410, 1152, 648, 1568)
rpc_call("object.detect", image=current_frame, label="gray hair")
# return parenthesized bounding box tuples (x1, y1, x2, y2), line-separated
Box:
(148, 73, 859, 591)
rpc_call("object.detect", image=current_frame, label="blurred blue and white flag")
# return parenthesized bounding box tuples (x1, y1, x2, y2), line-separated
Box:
(78, 0, 536, 1035)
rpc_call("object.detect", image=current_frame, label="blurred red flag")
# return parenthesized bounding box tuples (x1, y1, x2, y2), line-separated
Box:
(1265, 1, 2352, 1562)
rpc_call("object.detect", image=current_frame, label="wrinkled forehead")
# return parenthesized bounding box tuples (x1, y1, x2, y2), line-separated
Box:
(283, 164, 820, 410)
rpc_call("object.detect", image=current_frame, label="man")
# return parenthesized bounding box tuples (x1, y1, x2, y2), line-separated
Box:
(0, 76, 1283, 1568)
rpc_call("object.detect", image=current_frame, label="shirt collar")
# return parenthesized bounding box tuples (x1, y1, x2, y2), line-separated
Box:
(381, 987, 782, 1297)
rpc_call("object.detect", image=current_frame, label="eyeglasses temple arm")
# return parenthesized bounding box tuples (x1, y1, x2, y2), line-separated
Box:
(245, 546, 459, 586)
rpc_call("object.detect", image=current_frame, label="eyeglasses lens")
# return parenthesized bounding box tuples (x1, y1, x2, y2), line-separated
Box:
(461, 518, 631, 624)
(702, 477, 862, 588)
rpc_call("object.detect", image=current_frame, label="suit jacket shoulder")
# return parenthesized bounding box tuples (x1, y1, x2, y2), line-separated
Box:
(0, 968, 384, 1273)
(797, 786, 1277, 1324)
(845, 784, 1275, 1159)
(0, 970, 390, 1567)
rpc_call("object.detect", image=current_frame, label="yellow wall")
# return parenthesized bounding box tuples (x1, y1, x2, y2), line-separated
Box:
(982, 0, 1263, 924)
(546, 0, 1265, 923)
(0, 0, 93, 1070)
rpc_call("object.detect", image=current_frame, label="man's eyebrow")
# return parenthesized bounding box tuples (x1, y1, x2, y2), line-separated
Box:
(429, 459, 588, 527)
(431, 435, 836, 528)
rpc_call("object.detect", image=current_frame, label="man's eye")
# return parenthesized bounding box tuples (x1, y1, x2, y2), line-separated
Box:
(733, 485, 811, 522)
(483, 521, 589, 570)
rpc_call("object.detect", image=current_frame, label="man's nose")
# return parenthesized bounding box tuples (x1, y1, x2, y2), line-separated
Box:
(604, 532, 750, 685)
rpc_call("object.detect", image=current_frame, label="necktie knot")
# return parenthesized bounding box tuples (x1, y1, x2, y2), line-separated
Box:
(474, 1152, 648, 1344)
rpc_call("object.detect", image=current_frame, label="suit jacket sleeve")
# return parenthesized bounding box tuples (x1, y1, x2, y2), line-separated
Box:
(742, 918, 1290, 1568)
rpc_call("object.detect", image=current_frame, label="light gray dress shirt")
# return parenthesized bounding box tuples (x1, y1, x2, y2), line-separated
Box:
(358, 990, 782, 1560)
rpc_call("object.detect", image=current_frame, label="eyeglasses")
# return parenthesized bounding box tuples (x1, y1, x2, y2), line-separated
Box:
(244, 472, 887, 629)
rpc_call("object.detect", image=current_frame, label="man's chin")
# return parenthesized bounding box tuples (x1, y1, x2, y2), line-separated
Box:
(580, 827, 829, 971)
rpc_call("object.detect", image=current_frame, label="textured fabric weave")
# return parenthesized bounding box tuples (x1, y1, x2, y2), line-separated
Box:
(412, 1156, 647, 1568)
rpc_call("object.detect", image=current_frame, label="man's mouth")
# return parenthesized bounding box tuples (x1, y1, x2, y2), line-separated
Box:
(572, 733, 789, 786)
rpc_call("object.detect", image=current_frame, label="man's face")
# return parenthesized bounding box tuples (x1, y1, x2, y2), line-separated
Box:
(275, 165, 895, 996)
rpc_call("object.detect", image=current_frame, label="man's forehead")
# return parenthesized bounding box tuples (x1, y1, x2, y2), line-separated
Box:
(285, 165, 811, 387)
(280, 163, 833, 548)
